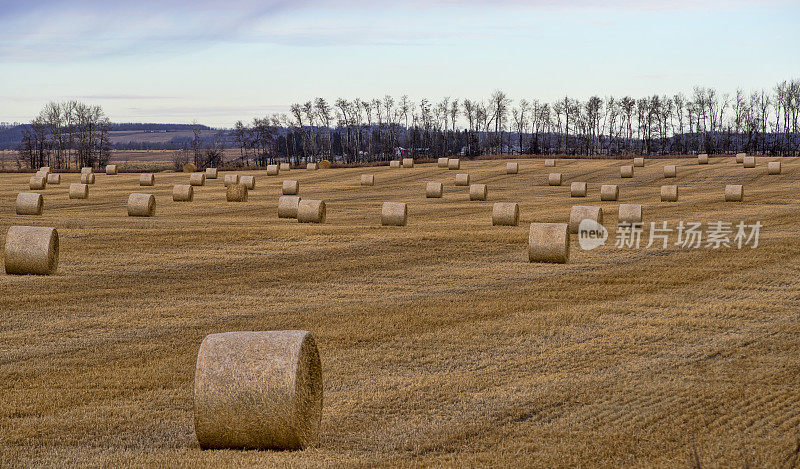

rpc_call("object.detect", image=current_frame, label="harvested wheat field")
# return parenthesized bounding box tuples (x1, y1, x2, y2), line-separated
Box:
(2, 156, 800, 467)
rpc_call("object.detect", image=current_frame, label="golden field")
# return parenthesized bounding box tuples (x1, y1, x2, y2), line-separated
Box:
(1, 157, 799, 467)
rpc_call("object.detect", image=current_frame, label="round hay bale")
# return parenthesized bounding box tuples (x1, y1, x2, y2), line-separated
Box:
(725, 184, 743, 202)
(548, 173, 562, 186)
(455, 173, 470, 186)
(661, 185, 679, 202)
(381, 202, 407, 226)
(402, 158, 414, 168)
(267, 165, 279, 176)
(568, 205, 602, 234)
(106, 164, 118, 175)
(698, 154, 709, 164)
(492, 202, 519, 226)
(735, 153, 746, 164)
(205, 168, 218, 179)
(193, 330, 323, 450)
(39, 166, 51, 173)
(360, 174, 375, 186)
(226, 184, 248, 202)
(318, 160, 331, 169)
(46, 173, 61, 185)
(544, 159, 555, 167)
(189, 172, 206, 186)
(664, 165, 677, 178)
(529, 223, 569, 264)
(506, 162, 519, 174)
(16, 192, 43, 215)
(280, 162, 291, 171)
(128, 193, 156, 216)
(69, 183, 88, 199)
(633, 157, 644, 167)
(81, 173, 95, 185)
(768, 161, 781, 175)
(306, 163, 318, 170)
(389, 160, 401, 168)
(173, 185, 194, 202)
(600, 184, 619, 201)
(437, 157, 449, 168)
(278, 196, 301, 218)
(297, 200, 326, 223)
(426, 182, 443, 198)
(29, 175, 46, 190)
(469, 184, 487, 201)
(139, 173, 154, 186)
(570, 182, 587, 197)
(620, 165, 634, 178)
(618, 204, 642, 225)
(183, 163, 197, 173)
(4, 226, 59, 275)
(223, 174, 240, 187)
(282, 180, 299, 195)
(81, 167, 93, 175)
(448, 158, 460, 170)
(35, 170, 49, 179)
(240, 175, 256, 190)
(742, 156, 755, 168)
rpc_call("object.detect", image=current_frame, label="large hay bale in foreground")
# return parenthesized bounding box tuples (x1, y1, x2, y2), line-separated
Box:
(743, 156, 756, 168)
(725, 184, 743, 202)
(81, 173, 95, 185)
(360, 174, 374, 186)
(46, 173, 60, 185)
(735, 153, 746, 164)
(81, 167, 93, 175)
(455, 173, 470, 186)
(402, 158, 414, 168)
(240, 176, 256, 190)
(267, 165, 279, 176)
(173, 185, 194, 202)
(189, 172, 206, 186)
(29, 176, 46, 190)
(280, 162, 291, 171)
(448, 158, 460, 170)
(570, 182, 587, 197)
(469, 184, 487, 201)
(69, 183, 88, 199)
(106, 164, 118, 175)
(4, 226, 59, 275)
(128, 193, 156, 216)
(568, 205, 602, 234)
(426, 182, 443, 198)
(306, 163, 318, 170)
(226, 184, 248, 202)
(768, 161, 781, 174)
(600, 184, 619, 201)
(529, 223, 569, 264)
(16, 193, 43, 215)
(278, 196, 301, 218)
(661, 185, 679, 202)
(633, 157, 644, 167)
(283, 180, 299, 195)
(548, 173, 562, 186)
(492, 202, 519, 226)
(544, 159, 555, 167)
(437, 157, 448, 168)
(205, 168, 218, 179)
(506, 162, 519, 174)
(223, 174, 240, 187)
(193, 330, 323, 450)
(664, 165, 677, 178)
(297, 200, 326, 223)
(620, 165, 634, 178)
(381, 202, 407, 226)
(618, 204, 642, 224)
(389, 160, 401, 168)
(139, 173, 154, 186)
(698, 154, 709, 165)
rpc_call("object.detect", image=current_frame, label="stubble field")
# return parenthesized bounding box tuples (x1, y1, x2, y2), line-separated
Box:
(1, 156, 799, 467)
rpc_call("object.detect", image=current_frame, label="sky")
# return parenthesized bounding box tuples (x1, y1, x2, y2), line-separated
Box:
(0, 0, 798, 127)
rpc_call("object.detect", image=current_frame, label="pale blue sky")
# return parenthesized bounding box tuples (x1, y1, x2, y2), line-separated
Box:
(1, 0, 798, 127)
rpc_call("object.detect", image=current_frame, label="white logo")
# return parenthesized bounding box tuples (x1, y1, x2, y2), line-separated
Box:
(578, 219, 608, 250)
